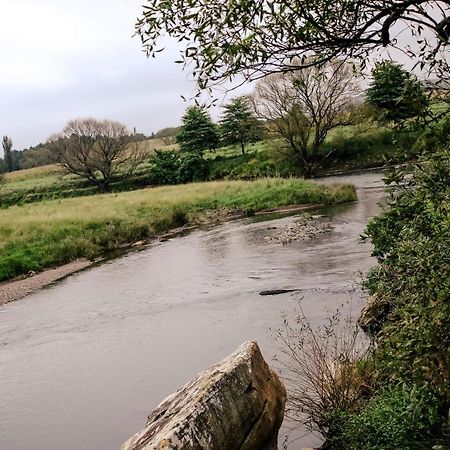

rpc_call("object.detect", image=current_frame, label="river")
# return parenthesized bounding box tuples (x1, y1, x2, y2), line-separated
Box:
(0, 172, 386, 450)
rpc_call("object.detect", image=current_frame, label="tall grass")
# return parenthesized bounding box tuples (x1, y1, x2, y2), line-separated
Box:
(0, 178, 356, 281)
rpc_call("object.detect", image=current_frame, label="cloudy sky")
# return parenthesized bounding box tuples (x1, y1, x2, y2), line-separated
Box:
(0, 0, 248, 151)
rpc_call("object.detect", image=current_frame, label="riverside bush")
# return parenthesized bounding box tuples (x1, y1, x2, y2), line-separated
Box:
(148, 150, 209, 185)
(356, 147, 450, 447)
(340, 387, 444, 450)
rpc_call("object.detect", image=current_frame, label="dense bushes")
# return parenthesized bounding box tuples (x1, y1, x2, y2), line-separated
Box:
(148, 150, 209, 185)
(342, 147, 450, 448)
(339, 387, 444, 450)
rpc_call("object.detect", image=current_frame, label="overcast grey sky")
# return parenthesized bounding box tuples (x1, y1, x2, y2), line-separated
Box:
(0, 0, 248, 151)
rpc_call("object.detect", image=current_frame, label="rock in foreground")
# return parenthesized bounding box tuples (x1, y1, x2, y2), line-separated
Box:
(122, 341, 286, 450)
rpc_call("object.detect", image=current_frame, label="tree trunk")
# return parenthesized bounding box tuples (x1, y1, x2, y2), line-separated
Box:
(99, 180, 111, 193)
(241, 141, 246, 156)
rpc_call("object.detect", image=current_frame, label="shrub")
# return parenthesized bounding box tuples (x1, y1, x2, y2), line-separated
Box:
(148, 150, 180, 185)
(177, 152, 209, 183)
(360, 147, 450, 445)
(339, 387, 445, 450)
(274, 304, 373, 439)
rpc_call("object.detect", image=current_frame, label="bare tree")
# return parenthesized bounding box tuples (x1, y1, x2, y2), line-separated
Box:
(50, 118, 145, 192)
(2, 136, 14, 172)
(253, 60, 361, 177)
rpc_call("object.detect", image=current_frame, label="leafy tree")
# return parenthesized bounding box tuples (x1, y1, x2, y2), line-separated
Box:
(176, 106, 219, 155)
(50, 118, 145, 193)
(366, 61, 428, 123)
(135, 0, 450, 90)
(253, 60, 361, 177)
(219, 96, 263, 155)
(2, 136, 13, 172)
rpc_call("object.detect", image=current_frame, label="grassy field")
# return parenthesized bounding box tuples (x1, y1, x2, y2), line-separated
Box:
(0, 178, 356, 281)
(0, 124, 420, 208)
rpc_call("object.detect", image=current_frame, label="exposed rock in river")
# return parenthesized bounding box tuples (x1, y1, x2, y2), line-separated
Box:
(122, 341, 286, 450)
(265, 215, 333, 245)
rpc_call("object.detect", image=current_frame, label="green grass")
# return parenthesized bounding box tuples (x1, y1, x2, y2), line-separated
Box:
(0, 178, 356, 281)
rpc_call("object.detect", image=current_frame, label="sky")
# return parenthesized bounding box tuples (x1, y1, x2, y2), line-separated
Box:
(0, 0, 249, 151)
(0, 1, 436, 152)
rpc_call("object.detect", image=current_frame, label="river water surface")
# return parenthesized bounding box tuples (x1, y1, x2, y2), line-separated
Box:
(0, 172, 386, 450)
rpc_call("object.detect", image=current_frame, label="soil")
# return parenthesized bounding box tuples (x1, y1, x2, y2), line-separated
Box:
(0, 259, 92, 306)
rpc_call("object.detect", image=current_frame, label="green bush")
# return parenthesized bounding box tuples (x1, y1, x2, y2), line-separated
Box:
(177, 152, 209, 183)
(148, 150, 180, 185)
(148, 150, 210, 185)
(339, 387, 444, 450)
(358, 147, 450, 446)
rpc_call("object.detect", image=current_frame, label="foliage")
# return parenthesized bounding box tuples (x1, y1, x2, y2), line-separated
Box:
(0, 178, 356, 281)
(360, 147, 450, 445)
(135, 0, 449, 91)
(219, 96, 263, 155)
(2, 135, 14, 172)
(320, 127, 420, 172)
(335, 387, 445, 450)
(366, 61, 428, 123)
(176, 106, 219, 155)
(152, 126, 181, 145)
(50, 118, 146, 192)
(148, 150, 180, 185)
(415, 113, 450, 153)
(253, 60, 361, 177)
(177, 152, 209, 183)
(148, 150, 209, 185)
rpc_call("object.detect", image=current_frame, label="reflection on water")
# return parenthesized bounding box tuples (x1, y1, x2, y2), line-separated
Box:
(0, 172, 386, 450)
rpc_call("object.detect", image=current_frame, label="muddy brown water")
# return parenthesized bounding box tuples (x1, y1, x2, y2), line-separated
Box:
(0, 172, 386, 450)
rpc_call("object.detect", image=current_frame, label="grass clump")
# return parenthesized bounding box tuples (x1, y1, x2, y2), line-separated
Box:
(0, 178, 356, 281)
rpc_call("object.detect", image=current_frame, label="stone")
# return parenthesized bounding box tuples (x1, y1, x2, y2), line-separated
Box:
(122, 341, 286, 450)
(358, 295, 392, 337)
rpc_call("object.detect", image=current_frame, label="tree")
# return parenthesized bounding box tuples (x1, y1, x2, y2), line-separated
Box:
(135, 0, 450, 90)
(219, 96, 264, 155)
(2, 136, 13, 172)
(253, 60, 361, 177)
(176, 106, 219, 155)
(366, 61, 428, 123)
(50, 118, 145, 193)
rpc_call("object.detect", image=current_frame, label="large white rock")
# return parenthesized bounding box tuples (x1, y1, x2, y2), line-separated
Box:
(122, 341, 286, 450)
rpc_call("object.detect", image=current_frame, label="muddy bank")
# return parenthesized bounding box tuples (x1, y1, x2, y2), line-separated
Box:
(0, 259, 92, 305)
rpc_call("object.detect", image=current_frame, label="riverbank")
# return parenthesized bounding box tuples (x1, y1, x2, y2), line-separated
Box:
(0, 259, 91, 306)
(0, 178, 356, 284)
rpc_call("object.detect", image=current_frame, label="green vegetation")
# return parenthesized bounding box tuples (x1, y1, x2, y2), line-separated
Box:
(219, 96, 264, 155)
(366, 61, 428, 123)
(315, 145, 450, 449)
(176, 106, 219, 155)
(0, 178, 356, 281)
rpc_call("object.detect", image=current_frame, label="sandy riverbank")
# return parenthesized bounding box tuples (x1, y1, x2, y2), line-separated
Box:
(0, 259, 92, 306)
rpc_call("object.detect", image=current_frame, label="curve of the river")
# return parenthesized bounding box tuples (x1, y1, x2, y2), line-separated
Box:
(0, 172, 386, 450)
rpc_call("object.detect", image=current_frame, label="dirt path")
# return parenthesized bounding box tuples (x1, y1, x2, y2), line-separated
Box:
(0, 259, 92, 306)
